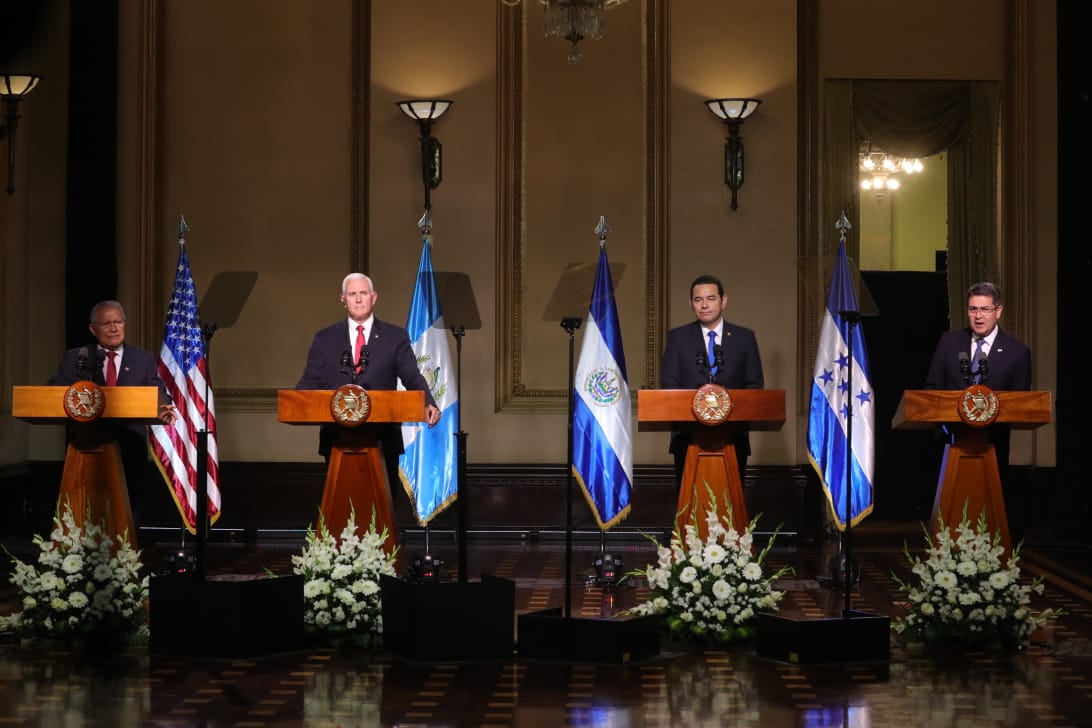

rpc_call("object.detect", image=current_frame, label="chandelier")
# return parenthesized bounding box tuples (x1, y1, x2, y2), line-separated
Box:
(502, 0, 632, 63)
(859, 142, 923, 194)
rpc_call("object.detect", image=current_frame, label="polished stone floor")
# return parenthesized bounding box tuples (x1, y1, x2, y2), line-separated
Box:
(1, 523, 1091, 727)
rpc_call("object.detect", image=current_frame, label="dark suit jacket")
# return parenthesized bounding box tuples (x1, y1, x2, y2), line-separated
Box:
(923, 328, 1031, 391)
(922, 326, 1031, 471)
(295, 318, 437, 457)
(48, 344, 170, 437)
(660, 320, 764, 456)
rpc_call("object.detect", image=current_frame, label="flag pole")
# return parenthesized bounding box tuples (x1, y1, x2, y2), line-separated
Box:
(834, 211, 858, 617)
(561, 314, 582, 624)
(177, 215, 211, 580)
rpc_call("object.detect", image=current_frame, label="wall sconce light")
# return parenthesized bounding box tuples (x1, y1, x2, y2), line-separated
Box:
(704, 97, 761, 211)
(1, 74, 41, 195)
(395, 99, 453, 211)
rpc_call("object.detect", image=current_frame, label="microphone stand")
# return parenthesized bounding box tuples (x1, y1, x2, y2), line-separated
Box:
(451, 324, 469, 584)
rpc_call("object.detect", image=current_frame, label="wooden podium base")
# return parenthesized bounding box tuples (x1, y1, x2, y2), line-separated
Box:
(321, 429, 397, 552)
(932, 432, 1012, 553)
(677, 432, 748, 537)
(59, 439, 137, 550)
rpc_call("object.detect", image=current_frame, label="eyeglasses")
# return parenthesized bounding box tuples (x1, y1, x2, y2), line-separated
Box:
(966, 306, 998, 315)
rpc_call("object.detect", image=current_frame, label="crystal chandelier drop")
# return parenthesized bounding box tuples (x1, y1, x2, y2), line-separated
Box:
(502, 0, 631, 63)
(859, 142, 924, 194)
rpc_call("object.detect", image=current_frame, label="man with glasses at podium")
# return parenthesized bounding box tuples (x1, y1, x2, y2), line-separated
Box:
(48, 300, 177, 526)
(923, 281, 1032, 537)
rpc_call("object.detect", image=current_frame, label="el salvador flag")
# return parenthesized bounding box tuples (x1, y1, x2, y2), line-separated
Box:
(573, 246, 633, 530)
(807, 241, 875, 530)
(399, 240, 459, 526)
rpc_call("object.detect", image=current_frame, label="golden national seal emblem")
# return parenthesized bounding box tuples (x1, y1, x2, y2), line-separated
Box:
(958, 384, 999, 427)
(692, 383, 733, 425)
(63, 381, 105, 422)
(330, 384, 371, 426)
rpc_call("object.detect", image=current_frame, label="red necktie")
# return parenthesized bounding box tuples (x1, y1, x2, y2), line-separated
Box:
(106, 351, 118, 386)
(355, 325, 366, 372)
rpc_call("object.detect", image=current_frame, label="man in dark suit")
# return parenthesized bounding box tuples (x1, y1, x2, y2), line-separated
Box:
(48, 300, 177, 527)
(660, 274, 764, 491)
(296, 273, 440, 503)
(923, 281, 1032, 538)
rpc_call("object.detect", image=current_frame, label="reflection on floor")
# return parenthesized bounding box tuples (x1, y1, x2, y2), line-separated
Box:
(1, 523, 1091, 727)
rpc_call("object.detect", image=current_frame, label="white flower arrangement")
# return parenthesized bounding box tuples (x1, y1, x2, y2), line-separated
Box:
(623, 501, 792, 645)
(892, 507, 1063, 650)
(0, 502, 148, 646)
(290, 508, 397, 648)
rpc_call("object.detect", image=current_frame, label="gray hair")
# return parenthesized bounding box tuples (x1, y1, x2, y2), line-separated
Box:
(341, 273, 374, 295)
(89, 300, 126, 324)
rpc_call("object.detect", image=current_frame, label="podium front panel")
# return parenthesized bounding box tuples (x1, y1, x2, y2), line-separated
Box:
(12, 385, 162, 424)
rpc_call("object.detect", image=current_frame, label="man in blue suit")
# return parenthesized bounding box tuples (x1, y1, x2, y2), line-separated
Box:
(296, 273, 440, 499)
(923, 281, 1031, 392)
(923, 281, 1032, 539)
(660, 274, 764, 493)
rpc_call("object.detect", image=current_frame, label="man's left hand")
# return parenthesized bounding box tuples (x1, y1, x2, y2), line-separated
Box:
(159, 404, 179, 425)
(425, 404, 441, 426)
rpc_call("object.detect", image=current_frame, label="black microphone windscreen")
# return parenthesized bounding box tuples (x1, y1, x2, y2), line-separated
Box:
(959, 351, 969, 364)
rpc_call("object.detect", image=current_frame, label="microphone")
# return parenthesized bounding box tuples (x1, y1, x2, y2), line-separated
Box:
(76, 346, 90, 377)
(713, 345, 724, 372)
(358, 345, 370, 374)
(695, 350, 710, 382)
(958, 351, 971, 386)
(976, 351, 989, 385)
(340, 350, 352, 380)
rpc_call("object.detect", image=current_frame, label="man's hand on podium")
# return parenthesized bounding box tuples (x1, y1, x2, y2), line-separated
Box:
(159, 404, 179, 426)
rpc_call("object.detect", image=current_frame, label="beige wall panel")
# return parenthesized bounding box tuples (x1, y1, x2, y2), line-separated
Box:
(670, 0, 799, 465)
(153, 1, 353, 460)
(820, 0, 1004, 79)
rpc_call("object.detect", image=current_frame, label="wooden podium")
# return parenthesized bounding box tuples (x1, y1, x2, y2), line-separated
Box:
(637, 389, 785, 536)
(12, 385, 162, 549)
(893, 389, 1052, 553)
(277, 389, 425, 550)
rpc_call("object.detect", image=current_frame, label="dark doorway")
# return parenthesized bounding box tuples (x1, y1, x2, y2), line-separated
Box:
(859, 270, 949, 520)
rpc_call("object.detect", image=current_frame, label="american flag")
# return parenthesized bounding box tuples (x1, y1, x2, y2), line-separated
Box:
(150, 239, 221, 531)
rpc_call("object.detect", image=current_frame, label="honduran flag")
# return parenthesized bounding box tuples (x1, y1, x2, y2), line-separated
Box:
(807, 241, 875, 529)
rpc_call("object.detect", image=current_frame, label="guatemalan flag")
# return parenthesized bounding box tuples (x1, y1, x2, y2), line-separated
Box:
(573, 245, 633, 530)
(150, 235, 222, 532)
(807, 241, 875, 530)
(398, 239, 459, 526)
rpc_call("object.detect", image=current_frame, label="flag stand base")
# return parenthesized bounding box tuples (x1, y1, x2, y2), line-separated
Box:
(149, 573, 305, 658)
(380, 573, 515, 661)
(755, 610, 890, 665)
(517, 608, 661, 664)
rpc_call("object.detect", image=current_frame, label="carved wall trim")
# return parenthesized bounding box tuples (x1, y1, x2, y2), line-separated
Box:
(1002, 0, 1034, 346)
(495, 0, 666, 412)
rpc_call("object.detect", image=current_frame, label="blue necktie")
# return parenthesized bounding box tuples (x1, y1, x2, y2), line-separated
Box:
(970, 337, 985, 383)
(707, 330, 718, 377)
